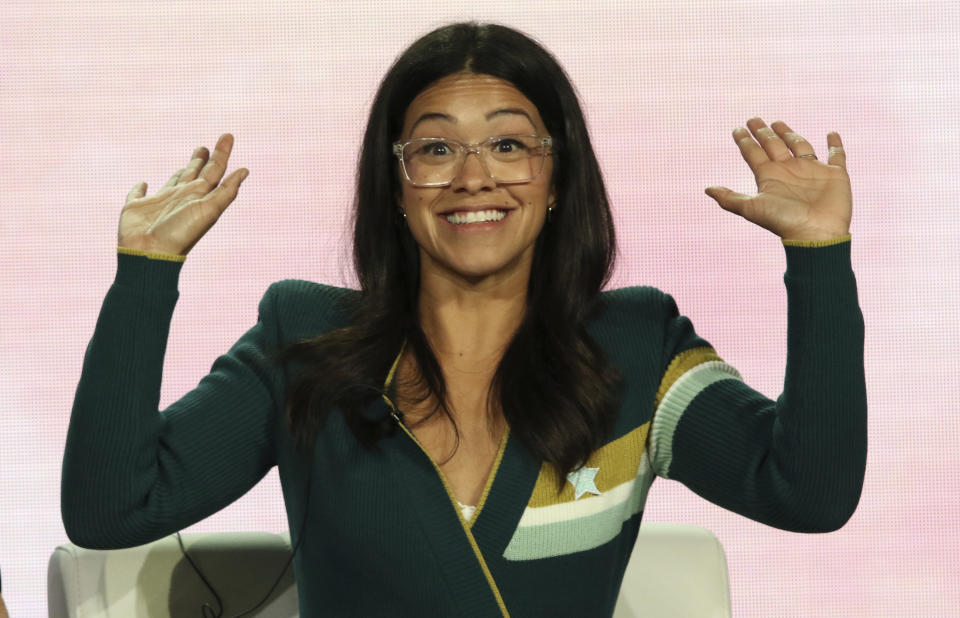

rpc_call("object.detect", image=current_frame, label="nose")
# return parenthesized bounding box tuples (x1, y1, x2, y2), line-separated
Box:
(450, 149, 496, 193)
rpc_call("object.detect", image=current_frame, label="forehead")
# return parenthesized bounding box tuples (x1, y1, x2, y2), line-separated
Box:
(403, 72, 546, 137)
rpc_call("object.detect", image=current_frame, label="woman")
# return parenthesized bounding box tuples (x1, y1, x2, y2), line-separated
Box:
(62, 22, 865, 617)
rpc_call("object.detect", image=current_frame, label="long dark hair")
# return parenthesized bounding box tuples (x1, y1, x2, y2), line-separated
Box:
(284, 22, 621, 478)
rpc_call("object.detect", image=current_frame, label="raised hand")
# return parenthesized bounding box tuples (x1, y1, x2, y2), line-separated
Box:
(705, 118, 851, 242)
(119, 133, 249, 256)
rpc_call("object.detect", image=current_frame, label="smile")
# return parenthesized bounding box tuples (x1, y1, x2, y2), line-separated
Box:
(444, 209, 508, 225)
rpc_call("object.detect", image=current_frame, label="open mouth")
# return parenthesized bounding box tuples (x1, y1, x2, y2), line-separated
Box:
(442, 209, 509, 225)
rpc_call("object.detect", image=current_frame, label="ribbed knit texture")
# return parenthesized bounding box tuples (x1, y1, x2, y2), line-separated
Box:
(662, 242, 867, 532)
(62, 242, 865, 617)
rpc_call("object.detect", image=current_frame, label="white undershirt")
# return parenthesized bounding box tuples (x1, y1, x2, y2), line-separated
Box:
(457, 501, 477, 522)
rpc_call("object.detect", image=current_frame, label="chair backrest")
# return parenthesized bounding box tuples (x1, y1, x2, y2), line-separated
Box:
(613, 523, 731, 618)
(49, 523, 729, 617)
(48, 531, 297, 617)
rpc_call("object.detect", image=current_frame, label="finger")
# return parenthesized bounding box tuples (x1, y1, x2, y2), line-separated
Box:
(182, 170, 249, 251)
(178, 146, 209, 184)
(126, 181, 147, 205)
(747, 117, 792, 161)
(705, 186, 751, 216)
(198, 133, 234, 188)
(770, 121, 817, 159)
(827, 131, 846, 169)
(732, 126, 770, 172)
(200, 167, 249, 215)
(163, 168, 186, 190)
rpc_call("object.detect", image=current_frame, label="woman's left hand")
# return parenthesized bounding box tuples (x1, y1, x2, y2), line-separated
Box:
(705, 118, 851, 242)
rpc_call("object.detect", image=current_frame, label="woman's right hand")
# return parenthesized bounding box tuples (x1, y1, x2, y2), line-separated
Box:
(119, 133, 249, 256)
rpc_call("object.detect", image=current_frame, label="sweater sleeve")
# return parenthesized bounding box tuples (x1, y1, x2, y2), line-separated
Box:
(647, 239, 866, 532)
(62, 253, 284, 548)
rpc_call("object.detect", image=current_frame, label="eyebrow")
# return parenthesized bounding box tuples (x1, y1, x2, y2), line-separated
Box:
(485, 108, 536, 127)
(409, 113, 454, 135)
(408, 108, 537, 136)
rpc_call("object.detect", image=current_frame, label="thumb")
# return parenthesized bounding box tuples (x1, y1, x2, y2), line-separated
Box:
(704, 186, 750, 216)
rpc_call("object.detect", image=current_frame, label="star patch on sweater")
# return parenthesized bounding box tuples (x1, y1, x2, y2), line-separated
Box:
(567, 466, 602, 500)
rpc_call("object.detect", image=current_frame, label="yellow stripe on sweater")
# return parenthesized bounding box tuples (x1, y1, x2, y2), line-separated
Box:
(782, 234, 851, 248)
(655, 346, 721, 408)
(527, 423, 649, 508)
(117, 247, 187, 263)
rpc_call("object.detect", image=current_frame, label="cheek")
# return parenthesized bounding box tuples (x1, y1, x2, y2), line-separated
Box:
(399, 188, 444, 250)
(511, 182, 553, 211)
(526, 164, 555, 207)
(400, 186, 440, 214)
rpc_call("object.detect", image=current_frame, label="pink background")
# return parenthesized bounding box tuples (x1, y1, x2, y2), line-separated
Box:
(2, 1, 958, 615)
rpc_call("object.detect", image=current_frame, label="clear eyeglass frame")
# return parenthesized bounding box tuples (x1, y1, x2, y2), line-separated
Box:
(392, 135, 553, 187)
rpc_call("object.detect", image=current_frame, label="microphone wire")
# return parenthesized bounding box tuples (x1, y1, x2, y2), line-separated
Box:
(178, 382, 400, 617)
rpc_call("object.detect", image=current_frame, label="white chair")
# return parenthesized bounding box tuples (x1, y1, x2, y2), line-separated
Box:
(48, 531, 297, 617)
(49, 523, 730, 617)
(613, 523, 731, 618)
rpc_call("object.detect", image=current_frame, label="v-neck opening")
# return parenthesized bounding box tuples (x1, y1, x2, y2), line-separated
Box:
(382, 342, 512, 617)
(382, 342, 510, 526)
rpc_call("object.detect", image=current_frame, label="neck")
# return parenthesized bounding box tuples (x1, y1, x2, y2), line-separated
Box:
(417, 263, 529, 370)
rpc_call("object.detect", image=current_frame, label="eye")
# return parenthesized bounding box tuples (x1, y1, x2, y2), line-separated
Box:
(413, 140, 455, 158)
(492, 137, 528, 154)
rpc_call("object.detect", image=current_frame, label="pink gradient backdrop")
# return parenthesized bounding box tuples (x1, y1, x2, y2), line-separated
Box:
(2, 1, 957, 615)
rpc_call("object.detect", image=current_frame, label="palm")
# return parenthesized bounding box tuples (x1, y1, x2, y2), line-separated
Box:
(119, 134, 248, 255)
(706, 119, 851, 242)
(122, 190, 224, 253)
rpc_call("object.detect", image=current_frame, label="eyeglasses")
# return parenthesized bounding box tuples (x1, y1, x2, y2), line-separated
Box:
(392, 135, 552, 187)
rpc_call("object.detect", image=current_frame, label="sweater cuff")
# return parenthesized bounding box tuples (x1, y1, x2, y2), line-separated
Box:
(783, 236, 853, 280)
(114, 250, 184, 291)
(781, 234, 851, 248)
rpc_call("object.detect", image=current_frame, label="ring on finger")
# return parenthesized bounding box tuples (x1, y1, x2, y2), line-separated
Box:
(796, 153, 818, 159)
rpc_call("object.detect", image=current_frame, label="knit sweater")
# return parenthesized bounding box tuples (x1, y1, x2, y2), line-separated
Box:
(62, 239, 866, 617)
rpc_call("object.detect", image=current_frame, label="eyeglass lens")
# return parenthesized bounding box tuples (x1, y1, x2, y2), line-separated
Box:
(401, 136, 547, 186)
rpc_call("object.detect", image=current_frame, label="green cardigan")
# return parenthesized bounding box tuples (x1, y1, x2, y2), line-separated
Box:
(62, 240, 865, 617)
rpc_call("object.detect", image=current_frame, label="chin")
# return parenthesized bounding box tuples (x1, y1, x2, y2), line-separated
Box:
(449, 254, 531, 283)
(449, 261, 508, 280)
(420, 243, 535, 285)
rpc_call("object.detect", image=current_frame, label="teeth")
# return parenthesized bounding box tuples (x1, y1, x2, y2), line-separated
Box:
(445, 210, 507, 225)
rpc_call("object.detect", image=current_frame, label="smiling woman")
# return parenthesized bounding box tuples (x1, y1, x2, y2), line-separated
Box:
(62, 21, 865, 618)
(282, 25, 623, 500)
